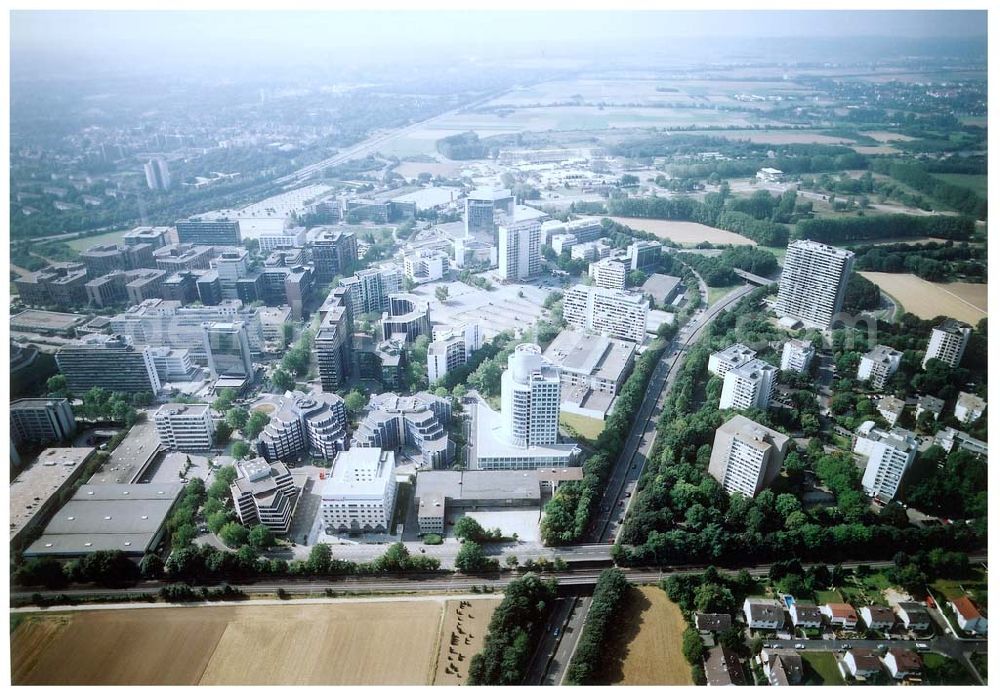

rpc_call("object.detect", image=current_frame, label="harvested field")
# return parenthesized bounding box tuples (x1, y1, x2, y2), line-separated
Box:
(599, 585, 693, 685)
(560, 412, 606, 441)
(432, 598, 500, 685)
(697, 129, 853, 145)
(12, 598, 487, 685)
(607, 217, 755, 247)
(859, 272, 987, 325)
(394, 161, 463, 179)
(860, 130, 917, 142)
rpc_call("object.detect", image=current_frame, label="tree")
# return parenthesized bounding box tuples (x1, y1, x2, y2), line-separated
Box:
(307, 543, 332, 574)
(453, 516, 488, 543)
(682, 626, 705, 664)
(14, 558, 68, 589)
(139, 553, 164, 580)
(271, 368, 295, 392)
(230, 441, 252, 461)
(249, 524, 276, 550)
(435, 285, 449, 302)
(225, 407, 250, 431)
(455, 541, 497, 573)
(207, 510, 232, 534)
(212, 388, 238, 412)
(219, 522, 249, 548)
(344, 390, 367, 415)
(215, 422, 233, 444)
(46, 373, 69, 397)
(244, 412, 270, 439)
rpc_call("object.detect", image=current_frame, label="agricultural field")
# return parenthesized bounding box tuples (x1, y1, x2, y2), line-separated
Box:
(689, 129, 855, 145)
(599, 585, 693, 685)
(858, 272, 987, 325)
(12, 598, 497, 685)
(607, 217, 756, 247)
(432, 598, 501, 685)
(393, 160, 464, 180)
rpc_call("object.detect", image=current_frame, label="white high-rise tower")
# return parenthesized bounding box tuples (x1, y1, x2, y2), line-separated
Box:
(500, 343, 561, 447)
(775, 239, 855, 329)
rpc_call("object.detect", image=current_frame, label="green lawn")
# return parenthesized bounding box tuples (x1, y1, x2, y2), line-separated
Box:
(707, 284, 742, 306)
(923, 652, 978, 685)
(66, 229, 129, 251)
(932, 571, 988, 606)
(761, 245, 787, 267)
(814, 589, 844, 604)
(801, 652, 845, 686)
(560, 412, 605, 441)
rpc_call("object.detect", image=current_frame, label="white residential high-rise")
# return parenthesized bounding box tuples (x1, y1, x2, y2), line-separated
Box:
(402, 249, 448, 284)
(562, 284, 649, 344)
(857, 344, 903, 390)
(589, 257, 627, 290)
(427, 322, 482, 383)
(954, 391, 986, 424)
(858, 427, 918, 502)
(498, 219, 542, 281)
(922, 318, 972, 369)
(775, 239, 855, 329)
(339, 265, 402, 316)
(719, 359, 777, 411)
(321, 448, 398, 533)
(501, 344, 561, 448)
(154, 403, 215, 452)
(780, 339, 815, 374)
(708, 415, 790, 498)
(144, 157, 172, 191)
(708, 343, 757, 378)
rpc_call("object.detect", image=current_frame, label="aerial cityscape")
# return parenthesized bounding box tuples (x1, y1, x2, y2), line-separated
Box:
(6, 6, 990, 689)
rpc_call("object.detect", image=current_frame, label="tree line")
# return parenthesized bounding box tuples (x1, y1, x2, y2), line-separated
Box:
(795, 213, 974, 244)
(564, 569, 630, 685)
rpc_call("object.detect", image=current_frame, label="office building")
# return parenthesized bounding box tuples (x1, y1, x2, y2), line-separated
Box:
(498, 218, 542, 281)
(257, 391, 348, 462)
(542, 330, 636, 419)
(954, 391, 986, 424)
(922, 318, 972, 369)
(258, 226, 307, 252)
(10, 398, 76, 446)
(571, 239, 611, 263)
(321, 448, 397, 533)
(427, 322, 482, 383)
(85, 271, 131, 308)
(144, 157, 172, 190)
(153, 243, 216, 272)
(780, 339, 815, 374)
(340, 265, 402, 317)
(775, 239, 855, 329)
(147, 346, 198, 382)
(109, 298, 265, 365)
(465, 187, 514, 238)
(380, 293, 431, 343)
(314, 287, 354, 392)
(720, 359, 777, 411)
(309, 227, 358, 283)
(153, 403, 214, 452)
(708, 343, 757, 378)
(857, 427, 918, 502)
(933, 427, 988, 458)
(211, 249, 250, 299)
(15, 263, 89, 308)
(56, 334, 162, 395)
(176, 216, 241, 246)
(563, 284, 649, 344)
(122, 226, 172, 250)
(640, 273, 683, 305)
(230, 459, 300, 534)
(708, 415, 790, 497)
(403, 249, 448, 284)
(589, 257, 627, 290)
(125, 268, 168, 304)
(352, 392, 452, 469)
(202, 321, 254, 379)
(195, 270, 222, 306)
(629, 240, 662, 271)
(857, 345, 903, 390)
(160, 271, 199, 304)
(501, 343, 561, 448)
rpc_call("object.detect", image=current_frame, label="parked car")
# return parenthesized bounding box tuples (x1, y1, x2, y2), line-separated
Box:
(841, 643, 852, 650)
(915, 643, 929, 650)
(795, 643, 805, 649)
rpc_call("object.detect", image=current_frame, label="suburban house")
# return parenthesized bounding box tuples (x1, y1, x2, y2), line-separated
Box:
(883, 648, 923, 680)
(695, 613, 733, 633)
(860, 606, 897, 633)
(949, 596, 988, 635)
(760, 650, 804, 686)
(895, 602, 932, 632)
(790, 602, 823, 628)
(820, 602, 859, 629)
(704, 645, 745, 686)
(743, 598, 786, 630)
(843, 649, 884, 680)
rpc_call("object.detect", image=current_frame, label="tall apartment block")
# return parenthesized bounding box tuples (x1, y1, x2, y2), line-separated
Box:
(427, 322, 482, 383)
(211, 249, 249, 300)
(202, 321, 254, 378)
(256, 391, 348, 462)
(314, 288, 354, 392)
(629, 240, 662, 271)
(922, 318, 972, 369)
(498, 219, 542, 281)
(56, 334, 162, 395)
(310, 228, 358, 283)
(465, 187, 514, 238)
(857, 344, 903, 390)
(775, 239, 855, 329)
(589, 257, 627, 290)
(501, 343, 561, 448)
(563, 284, 649, 344)
(153, 403, 215, 452)
(176, 216, 241, 246)
(708, 343, 757, 378)
(855, 426, 918, 502)
(144, 157, 172, 191)
(708, 415, 790, 497)
(720, 359, 777, 411)
(780, 339, 815, 374)
(340, 266, 402, 316)
(10, 398, 76, 446)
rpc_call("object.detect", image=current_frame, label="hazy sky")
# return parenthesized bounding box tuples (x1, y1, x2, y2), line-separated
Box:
(10, 10, 988, 79)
